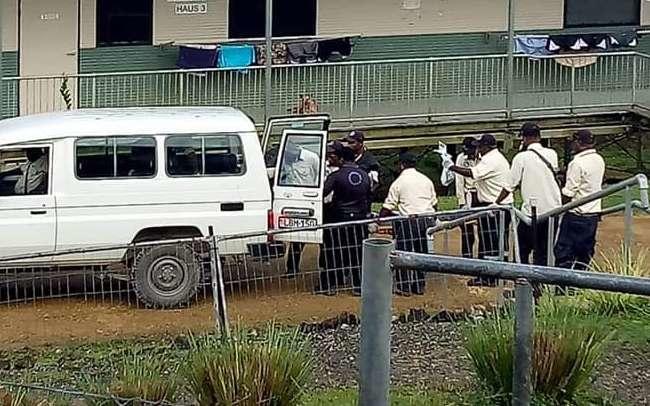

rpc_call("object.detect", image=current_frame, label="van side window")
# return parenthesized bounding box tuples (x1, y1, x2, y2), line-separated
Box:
(166, 135, 245, 176)
(76, 137, 156, 179)
(0, 147, 50, 196)
(277, 134, 322, 188)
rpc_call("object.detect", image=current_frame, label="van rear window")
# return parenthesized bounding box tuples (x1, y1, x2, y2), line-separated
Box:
(76, 137, 156, 179)
(166, 135, 245, 176)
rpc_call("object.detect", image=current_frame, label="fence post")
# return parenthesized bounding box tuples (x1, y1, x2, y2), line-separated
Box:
(570, 65, 576, 114)
(360, 238, 394, 406)
(632, 55, 638, 105)
(208, 226, 230, 337)
(513, 278, 534, 406)
(349, 65, 356, 123)
(624, 186, 633, 255)
(505, 0, 515, 119)
(546, 216, 556, 267)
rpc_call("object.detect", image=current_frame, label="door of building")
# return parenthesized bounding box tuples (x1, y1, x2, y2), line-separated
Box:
(19, 0, 78, 115)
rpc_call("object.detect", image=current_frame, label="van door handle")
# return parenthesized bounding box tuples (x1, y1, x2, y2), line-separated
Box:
(30, 210, 47, 215)
(303, 192, 319, 198)
(221, 202, 244, 212)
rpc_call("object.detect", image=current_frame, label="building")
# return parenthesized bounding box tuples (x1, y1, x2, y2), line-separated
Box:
(1, 0, 650, 120)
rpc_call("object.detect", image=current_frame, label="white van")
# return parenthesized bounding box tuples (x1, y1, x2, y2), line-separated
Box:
(0, 107, 330, 307)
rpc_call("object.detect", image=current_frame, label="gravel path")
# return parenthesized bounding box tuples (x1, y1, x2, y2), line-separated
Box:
(309, 321, 650, 404)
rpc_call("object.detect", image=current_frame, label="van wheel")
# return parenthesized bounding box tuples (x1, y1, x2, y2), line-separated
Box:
(132, 245, 200, 308)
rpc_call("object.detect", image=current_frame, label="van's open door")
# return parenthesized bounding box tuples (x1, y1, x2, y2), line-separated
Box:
(262, 115, 331, 180)
(272, 129, 328, 244)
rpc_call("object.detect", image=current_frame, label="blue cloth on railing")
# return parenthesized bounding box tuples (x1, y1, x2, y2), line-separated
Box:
(217, 45, 256, 70)
(610, 31, 638, 48)
(514, 35, 552, 57)
(177, 45, 218, 69)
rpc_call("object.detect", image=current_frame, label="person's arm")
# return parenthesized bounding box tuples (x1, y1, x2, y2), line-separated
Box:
(323, 172, 336, 197)
(495, 188, 511, 205)
(455, 155, 466, 206)
(380, 180, 400, 217)
(561, 161, 580, 203)
(496, 154, 523, 205)
(449, 165, 473, 178)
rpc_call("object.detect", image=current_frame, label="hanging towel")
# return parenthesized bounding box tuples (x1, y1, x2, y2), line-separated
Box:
(218, 45, 256, 70)
(317, 38, 353, 62)
(177, 45, 218, 69)
(547, 35, 588, 52)
(555, 56, 599, 68)
(256, 43, 288, 65)
(287, 41, 319, 64)
(582, 34, 610, 51)
(610, 31, 638, 48)
(514, 35, 552, 57)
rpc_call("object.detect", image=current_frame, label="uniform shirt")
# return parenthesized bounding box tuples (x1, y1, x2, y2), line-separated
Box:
(15, 156, 48, 195)
(355, 149, 380, 189)
(383, 168, 438, 216)
(455, 153, 477, 207)
(324, 163, 371, 221)
(470, 148, 514, 204)
(280, 148, 320, 187)
(508, 142, 562, 216)
(562, 149, 605, 214)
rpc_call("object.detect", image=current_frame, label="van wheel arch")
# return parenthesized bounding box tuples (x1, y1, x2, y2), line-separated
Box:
(131, 226, 204, 244)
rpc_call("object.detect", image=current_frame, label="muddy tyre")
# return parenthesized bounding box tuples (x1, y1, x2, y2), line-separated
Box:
(132, 245, 200, 308)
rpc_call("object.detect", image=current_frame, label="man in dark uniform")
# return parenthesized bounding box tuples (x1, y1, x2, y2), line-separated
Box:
(345, 130, 381, 193)
(318, 142, 372, 296)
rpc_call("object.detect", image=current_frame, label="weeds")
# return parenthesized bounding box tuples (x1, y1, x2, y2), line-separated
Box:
(185, 324, 313, 406)
(464, 297, 612, 403)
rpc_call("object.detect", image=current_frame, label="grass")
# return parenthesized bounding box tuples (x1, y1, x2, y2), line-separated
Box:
(464, 297, 613, 404)
(302, 388, 458, 405)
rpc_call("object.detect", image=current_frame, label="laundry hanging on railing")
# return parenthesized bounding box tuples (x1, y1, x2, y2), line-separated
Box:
(547, 35, 589, 52)
(217, 45, 256, 70)
(317, 38, 353, 62)
(514, 35, 553, 57)
(554, 56, 599, 68)
(177, 44, 218, 69)
(610, 31, 638, 48)
(255, 43, 288, 65)
(286, 41, 319, 64)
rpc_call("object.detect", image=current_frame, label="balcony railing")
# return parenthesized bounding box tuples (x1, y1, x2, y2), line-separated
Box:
(2, 51, 650, 124)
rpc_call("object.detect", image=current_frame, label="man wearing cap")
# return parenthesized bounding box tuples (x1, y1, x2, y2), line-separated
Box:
(380, 151, 438, 295)
(279, 140, 320, 187)
(495, 122, 562, 267)
(444, 134, 512, 286)
(318, 142, 371, 296)
(455, 137, 479, 258)
(554, 129, 605, 273)
(345, 130, 381, 192)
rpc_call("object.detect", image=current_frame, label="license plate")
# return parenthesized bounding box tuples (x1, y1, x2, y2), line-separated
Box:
(278, 217, 318, 229)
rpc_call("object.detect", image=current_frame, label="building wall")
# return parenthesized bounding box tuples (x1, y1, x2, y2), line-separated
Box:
(1, 0, 19, 52)
(642, 0, 650, 26)
(153, 0, 228, 45)
(80, 0, 96, 49)
(318, 0, 563, 37)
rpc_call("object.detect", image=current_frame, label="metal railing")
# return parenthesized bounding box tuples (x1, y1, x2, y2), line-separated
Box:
(2, 51, 650, 123)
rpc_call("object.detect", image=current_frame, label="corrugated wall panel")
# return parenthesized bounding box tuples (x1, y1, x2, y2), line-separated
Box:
(1, 51, 19, 119)
(79, 46, 179, 73)
(154, 0, 228, 45)
(1, 0, 19, 51)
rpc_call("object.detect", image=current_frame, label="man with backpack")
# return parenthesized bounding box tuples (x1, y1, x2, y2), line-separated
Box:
(495, 122, 562, 266)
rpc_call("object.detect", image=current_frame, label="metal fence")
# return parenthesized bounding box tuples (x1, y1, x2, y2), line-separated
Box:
(2, 51, 650, 123)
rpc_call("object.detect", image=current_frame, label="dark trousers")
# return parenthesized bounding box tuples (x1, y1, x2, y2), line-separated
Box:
(320, 222, 367, 291)
(554, 212, 599, 271)
(518, 219, 554, 266)
(286, 242, 304, 274)
(474, 202, 511, 259)
(394, 217, 435, 294)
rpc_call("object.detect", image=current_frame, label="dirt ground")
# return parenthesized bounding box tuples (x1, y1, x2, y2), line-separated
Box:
(0, 216, 646, 349)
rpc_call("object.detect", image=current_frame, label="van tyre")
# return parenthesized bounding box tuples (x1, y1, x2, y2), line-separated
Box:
(132, 245, 200, 308)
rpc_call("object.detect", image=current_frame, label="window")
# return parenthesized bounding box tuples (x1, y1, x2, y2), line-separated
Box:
(229, 0, 317, 39)
(166, 135, 245, 176)
(565, 0, 640, 28)
(97, 0, 153, 46)
(277, 134, 322, 188)
(0, 147, 50, 196)
(76, 137, 156, 179)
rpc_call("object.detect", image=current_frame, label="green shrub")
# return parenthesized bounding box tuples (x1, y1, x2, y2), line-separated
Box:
(184, 324, 313, 406)
(580, 246, 650, 316)
(86, 351, 180, 405)
(464, 297, 611, 403)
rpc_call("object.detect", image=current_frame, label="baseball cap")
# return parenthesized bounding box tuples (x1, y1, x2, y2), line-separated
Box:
(327, 140, 344, 155)
(477, 133, 497, 147)
(462, 136, 478, 149)
(520, 122, 541, 138)
(345, 130, 365, 143)
(573, 129, 595, 145)
(398, 151, 417, 165)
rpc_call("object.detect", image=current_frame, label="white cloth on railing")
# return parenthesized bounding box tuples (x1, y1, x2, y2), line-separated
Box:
(555, 56, 598, 68)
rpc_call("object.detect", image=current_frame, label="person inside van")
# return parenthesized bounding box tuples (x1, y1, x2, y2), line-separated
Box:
(280, 141, 320, 187)
(15, 148, 48, 195)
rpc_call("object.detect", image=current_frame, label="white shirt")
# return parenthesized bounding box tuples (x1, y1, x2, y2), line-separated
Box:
(455, 153, 477, 206)
(470, 148, 513, 204)
(562, 149, 605, 214)
(15, 155, 48, 195)
(508, 143, 562, 216)
(281, 148, 320, 187)
(383, 168, 438, 216)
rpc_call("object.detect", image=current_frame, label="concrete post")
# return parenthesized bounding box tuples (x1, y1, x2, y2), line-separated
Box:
(359, 238, 394, 406)
(264, 0, 273, 120)
(513, 278, 534, 406)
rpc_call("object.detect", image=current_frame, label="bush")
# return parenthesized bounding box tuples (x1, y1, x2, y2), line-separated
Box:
(580, 246, 650, 316)
(464, 297, 612, 403)
(86, 351, 180, 405)
(184, 324, 313, 406)
(0, 388, 51, 406)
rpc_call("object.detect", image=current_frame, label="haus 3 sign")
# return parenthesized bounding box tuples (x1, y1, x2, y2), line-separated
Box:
(170, 0, 208, 15)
